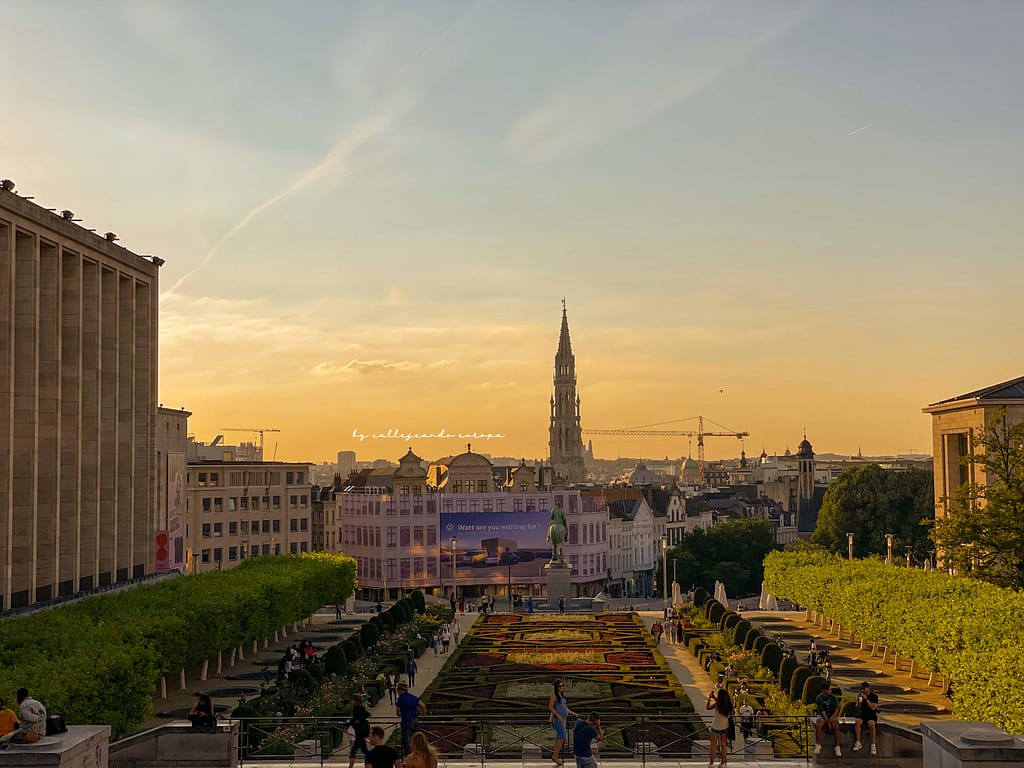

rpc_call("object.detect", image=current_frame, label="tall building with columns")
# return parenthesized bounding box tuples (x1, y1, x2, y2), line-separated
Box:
(1, 183, 161, 611)
(548, 302, 586, 483)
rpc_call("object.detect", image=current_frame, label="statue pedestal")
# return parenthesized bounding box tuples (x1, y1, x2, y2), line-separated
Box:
(545, 561, 573, 608)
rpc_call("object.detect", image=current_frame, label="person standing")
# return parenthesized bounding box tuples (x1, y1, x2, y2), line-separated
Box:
(572, 713, 603, 768)
(853, 682, 879, 755)
(0, 689, 46, 748)
(706, 687, 733, 767)
(738, 699, 755, 740)
(452, 621, 461, 646)
(347, 694, 371, 768)
(813, 682, 841, 758)
(395, 682, 426, 756)
(406, 658, 418, 688)
(548, 680, 575, 766)
(441, 625, 451, 654)
(558, 595, 566, 614)
(365, 726, 402, 768)
(385, 671, 398, 705)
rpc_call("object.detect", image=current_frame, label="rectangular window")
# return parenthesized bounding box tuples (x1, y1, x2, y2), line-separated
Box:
(300, 495, 308, 507)
(262, 496, 270, 507)
(478, 480, 488, 493)
(202, 497, 211, 513)
(400, 527, 411, 547)
(442, 499, 453, 512)
(213, 548, 223, 562)
(387, 527, 397, 547)
(228, 497, 237, 511)
(240, 496, 249, 510)
(262, 543, 270, 555)
(213, 497, 223, 513)
(300, 518, 308, 531)
(262, 520, 271, 534)
(400, 558, 411, 579)
(213, 522, 222, 537)
(569, 524, 578, 544)
(427, 526, 437, 545)
(297, 472, 305, 484)
(272, 496, 281, 509)
(483, 500, 493, 513)
(202, 549, 210, 563)
(274, 542, 281, 555)
(210, 472, 219, 486)
(300, 541, 308, 553)
(290, 495, 298, 506)
(229, 546, 238, 561)
(273, 519, 281, 533)
(513, 499, 523, 512)
(202, 523, 211, 538)
(427, 557, 438, 577)
(229, 521, 238, 536)
(241, 520, 249, 534)
(413, 526, 424, 546)
(290, 542, 298, 554)
(414, 557, 424, 578)
(286, 471, 295, 484)
(525, 499, 536, 512)
(290, 518, 298, 532)
(469, 501, 480, 513)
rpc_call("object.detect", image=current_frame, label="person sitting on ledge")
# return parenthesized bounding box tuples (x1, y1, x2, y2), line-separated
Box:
(0, 688, 47, 748)
(188, 693, 217, 729)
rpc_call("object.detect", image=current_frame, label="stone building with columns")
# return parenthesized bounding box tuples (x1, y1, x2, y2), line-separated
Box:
(1, 183, 161, 611)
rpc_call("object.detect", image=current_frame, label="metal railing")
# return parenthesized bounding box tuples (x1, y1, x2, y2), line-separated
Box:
(231, 713, 816, 765)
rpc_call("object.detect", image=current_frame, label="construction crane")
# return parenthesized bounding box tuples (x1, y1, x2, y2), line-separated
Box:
(584, 416, 749, 486)
(220, 427, 281, 461)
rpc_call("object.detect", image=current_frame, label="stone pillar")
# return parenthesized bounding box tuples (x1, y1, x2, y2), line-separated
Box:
(545, 561, 572, 609)
(921, 721, 1024, 768)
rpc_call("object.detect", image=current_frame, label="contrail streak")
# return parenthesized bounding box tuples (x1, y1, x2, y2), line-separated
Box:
(846, 123, 872, 136)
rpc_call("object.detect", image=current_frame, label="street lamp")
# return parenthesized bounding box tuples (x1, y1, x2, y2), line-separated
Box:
(847, 532, 854, 561)
(503, 547, 513, 612)
(661, 534, 669, 611)
(885, 533, 895, 566)
(450, 535, 458, 604)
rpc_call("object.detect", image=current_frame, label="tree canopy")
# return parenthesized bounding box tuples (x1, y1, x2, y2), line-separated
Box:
(811, 464, 933, 561)
(667, 518, 778, 597)
(931, 410, 1024, 589)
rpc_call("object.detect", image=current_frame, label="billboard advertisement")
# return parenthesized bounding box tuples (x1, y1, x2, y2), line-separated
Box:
(440, 510, 552, 584)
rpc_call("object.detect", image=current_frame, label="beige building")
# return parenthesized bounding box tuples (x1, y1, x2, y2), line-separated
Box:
(184, 461, 312, 572)
(156, 407, 191, 572)
(1, 183, 161, 611)
(923, 376, 1024, 515)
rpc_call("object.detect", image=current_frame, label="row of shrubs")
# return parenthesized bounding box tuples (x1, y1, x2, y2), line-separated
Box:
(686, 592, 854, 714)
(233, 591, 445, 755)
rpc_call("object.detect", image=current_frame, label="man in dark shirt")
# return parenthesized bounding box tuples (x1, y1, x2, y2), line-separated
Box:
(854, 682, 880, 755)
(395, 683, 426, 755)
(365, 726, 401, 768)
(572, 713, 603, 768)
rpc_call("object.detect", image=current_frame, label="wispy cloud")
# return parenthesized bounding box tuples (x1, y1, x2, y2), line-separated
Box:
(505, 2, 814, 162)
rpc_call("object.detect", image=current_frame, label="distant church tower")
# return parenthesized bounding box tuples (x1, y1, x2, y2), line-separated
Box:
(548, 301, 586, 483)
(796, 433, 816, 531)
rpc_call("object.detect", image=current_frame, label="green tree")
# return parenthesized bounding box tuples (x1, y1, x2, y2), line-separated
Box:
(931, 411, 1024, 589)
(811, 464, 933, 561)
(667, 518, 778, 596)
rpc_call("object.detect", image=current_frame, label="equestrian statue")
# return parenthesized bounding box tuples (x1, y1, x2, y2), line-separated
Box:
(547, 505, 567, 564)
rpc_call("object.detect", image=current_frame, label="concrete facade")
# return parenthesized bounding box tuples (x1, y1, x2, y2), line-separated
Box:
(1, 186, 160, 611)
(184, 460, 312, 573)
(922, 376, 1024, 516)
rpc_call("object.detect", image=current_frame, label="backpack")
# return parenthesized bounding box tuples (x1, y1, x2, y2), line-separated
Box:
(46, 715, 68, 735)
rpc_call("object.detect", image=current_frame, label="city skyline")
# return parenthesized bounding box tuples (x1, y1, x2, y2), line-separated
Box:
(3, 1, 1022, 463)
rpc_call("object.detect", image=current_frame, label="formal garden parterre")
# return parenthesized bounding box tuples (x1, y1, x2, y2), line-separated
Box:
(418, 613, 701, 758)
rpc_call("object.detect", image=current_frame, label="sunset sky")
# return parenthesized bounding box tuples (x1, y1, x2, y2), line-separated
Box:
(3, 1, 1022, 464)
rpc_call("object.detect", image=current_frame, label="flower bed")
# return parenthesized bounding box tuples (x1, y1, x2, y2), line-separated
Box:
(421, 613, 699, 757)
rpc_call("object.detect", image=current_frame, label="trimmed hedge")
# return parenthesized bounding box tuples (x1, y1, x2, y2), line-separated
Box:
(789, 665, 813, 702)
(693, 586, 709, 607)
(752, 636, 770, 655)
(732, 619, 752, 646)
(760, 643, 783, 675)
(410, 590, 426, 613)
(742, 627, 759, 650)
(0, 553, 355, 739)
(779, 655, 798, 692)
(720, 611, 740, 631)
(707, 601, 726, 625)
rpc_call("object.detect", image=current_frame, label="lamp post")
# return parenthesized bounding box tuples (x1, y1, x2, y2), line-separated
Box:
(847, 532, 854, 561)
(661, 534, 669, 611)
(450, 535, 457, 604)
(507, 552, 513, 612)
(885, 533, 895, 566)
